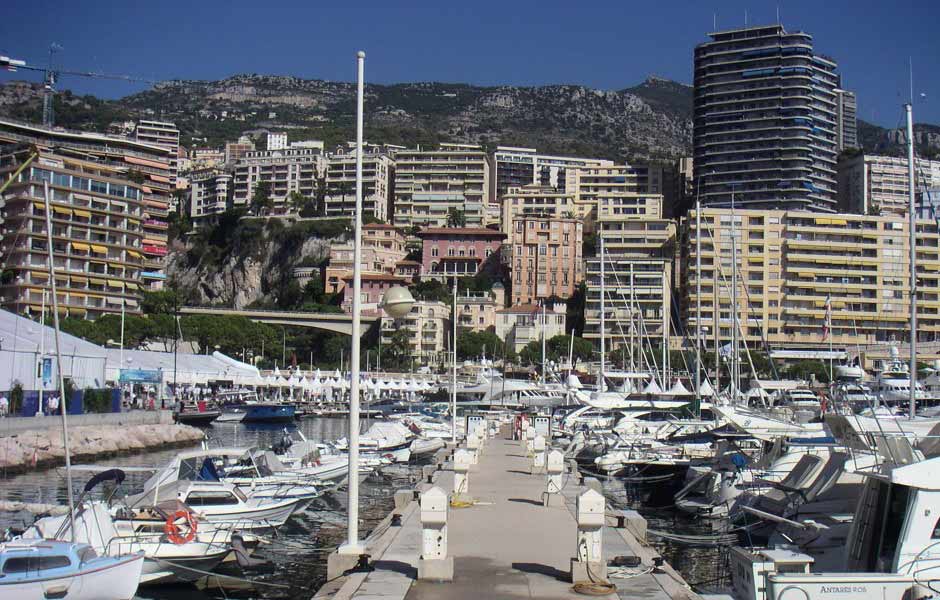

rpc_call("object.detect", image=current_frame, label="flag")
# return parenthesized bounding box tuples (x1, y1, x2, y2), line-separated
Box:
(822, 294, 832, 340)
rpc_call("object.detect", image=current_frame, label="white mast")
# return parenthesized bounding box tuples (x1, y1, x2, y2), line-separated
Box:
(540, 301, 546, 384)
(38, 290, 45, 413)
(730, 187, 738, 402)
(695, 187, 703, 415)
(43, 181, 75, 540)
(598, 222, 606, 391)
(906, 102, 917, 420)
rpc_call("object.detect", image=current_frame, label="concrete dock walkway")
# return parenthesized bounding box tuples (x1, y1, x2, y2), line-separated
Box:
(320, 430, 700, 600)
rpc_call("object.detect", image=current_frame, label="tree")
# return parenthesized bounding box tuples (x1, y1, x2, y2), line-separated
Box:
(566, 283, 587, 336)
(519, 335, 593, 367)
(785, 360, 831, 384)
(446, 207, 466, 227)
(250, 182, 272, 216)
(381, 327, 413, 371)
(287, 191, 310, 214)
(456, 330, 504, 361)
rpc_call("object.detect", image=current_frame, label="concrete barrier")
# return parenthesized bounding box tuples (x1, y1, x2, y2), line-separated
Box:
(0, 410, 173, 437)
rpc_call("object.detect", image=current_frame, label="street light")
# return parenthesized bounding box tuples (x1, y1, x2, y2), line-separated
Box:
(379, 285, 415, 319)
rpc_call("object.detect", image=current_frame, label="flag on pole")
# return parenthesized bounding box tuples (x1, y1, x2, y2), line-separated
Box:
(822, 294, 832, 340)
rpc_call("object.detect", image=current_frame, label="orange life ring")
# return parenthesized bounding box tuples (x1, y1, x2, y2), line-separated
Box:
(164, 509, 198, 545)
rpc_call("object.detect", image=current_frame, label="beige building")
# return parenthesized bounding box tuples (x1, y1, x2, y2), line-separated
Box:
(323, 147, 393, 221)
(679, 208, 940, 352)
(324, 224, 407, 295)
(0, 118, 174, 293)
(495, 303, 566, 354)
(501, 185, 577, 234)
(381, 300, 450, 366)
(393, 143, 489, 228)
(582, 191, 675, 352)
(489, 146, 612, 211)
(0, 146, 156, 318)
(456, 284, 506, 332)
(568, 165, 666, 231)
(838, 154, 940, 216)
(507, 215, 583, 305)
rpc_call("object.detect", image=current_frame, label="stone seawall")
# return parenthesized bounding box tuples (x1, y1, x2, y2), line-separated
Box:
(0, 423, 206, 473)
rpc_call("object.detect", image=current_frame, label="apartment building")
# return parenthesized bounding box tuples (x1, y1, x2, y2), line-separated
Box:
(233, 147, 323, 209)
(267, 132, 288, 151)
(224, 137, 255, 164)
(501, 185, 577, 235)
(489, 147, 613, 202)
(189, 169, 233, 228)
(693, 24, 843, 212)
(418, 227, 505, 280)
(393, 143, 489, 228)
(583, 193, 675, 352)
(324, 223, 408, 295)
(340, 272, 407, 316)
(838, 154, 940, 216)
(323, 147, 393, 220)
(134, 120, 179, 184)
(381, 300, 450, 366)
(679, 208, 940, 352)
(0, 119, 175, 293)
(507, 215, 583, 305)
(835, 88, 858, 151)
(494, 303, 566, 354)
(456, 284, 506, 332)
(0, 144, 157, 318)
(568, 165, 666, 229)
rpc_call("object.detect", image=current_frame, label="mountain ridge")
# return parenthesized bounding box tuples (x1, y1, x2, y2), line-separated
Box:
(0, 74, 937, 161)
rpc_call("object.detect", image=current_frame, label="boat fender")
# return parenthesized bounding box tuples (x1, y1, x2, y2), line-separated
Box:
(165, 510, 198, 545)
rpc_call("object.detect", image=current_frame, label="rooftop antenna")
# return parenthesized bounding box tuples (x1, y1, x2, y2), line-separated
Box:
(713, 12, 717, 31)
(744, 9, 748, 25)
(776, 4, 780, 24)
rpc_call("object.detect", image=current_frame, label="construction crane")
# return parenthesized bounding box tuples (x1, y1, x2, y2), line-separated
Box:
(1, 44, 155, 127)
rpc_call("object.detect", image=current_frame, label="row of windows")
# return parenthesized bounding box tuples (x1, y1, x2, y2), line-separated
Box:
(27, 168, 141, 201)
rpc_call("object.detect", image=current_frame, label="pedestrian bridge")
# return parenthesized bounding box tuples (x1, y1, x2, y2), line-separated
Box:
(179, 306, 377, 335)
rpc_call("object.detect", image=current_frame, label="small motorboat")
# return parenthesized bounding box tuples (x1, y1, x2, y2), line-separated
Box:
(0, 538, 144, 599)
(242, 404, 295, 423)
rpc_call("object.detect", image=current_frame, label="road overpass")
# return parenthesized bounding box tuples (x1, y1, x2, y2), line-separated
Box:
(179, 306, 377, 335)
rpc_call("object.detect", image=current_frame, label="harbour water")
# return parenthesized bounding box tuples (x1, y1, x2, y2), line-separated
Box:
(0, 418, 422, 600)
(0, 419, 720, 599)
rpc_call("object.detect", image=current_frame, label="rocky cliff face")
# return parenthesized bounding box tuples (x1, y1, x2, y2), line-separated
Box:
(167, 221, 337, 309)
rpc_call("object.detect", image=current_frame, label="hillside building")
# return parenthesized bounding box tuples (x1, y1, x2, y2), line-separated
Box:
(838, 154, 940, 216)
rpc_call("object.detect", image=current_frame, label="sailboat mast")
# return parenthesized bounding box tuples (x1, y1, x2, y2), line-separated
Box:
(598, 217, 606, 391)
(43, 181, 75, 540)
(906, 102, 917, 420)
(695, 191, 702, 416)
(730, 188, 738, 402)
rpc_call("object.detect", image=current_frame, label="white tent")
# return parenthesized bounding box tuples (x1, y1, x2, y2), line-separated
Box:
(643, 379, 663, 395)
(667, 380, 693, 396)
(698, 379, 715, 397)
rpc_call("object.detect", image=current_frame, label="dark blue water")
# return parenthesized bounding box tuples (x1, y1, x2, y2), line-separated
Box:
(0, 418, 422, 599)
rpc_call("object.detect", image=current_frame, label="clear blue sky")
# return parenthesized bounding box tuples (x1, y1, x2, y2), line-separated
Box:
(1, 0, 937, 127)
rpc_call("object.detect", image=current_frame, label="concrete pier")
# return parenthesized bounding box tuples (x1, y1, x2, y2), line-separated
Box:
(317, 429, 700, 600)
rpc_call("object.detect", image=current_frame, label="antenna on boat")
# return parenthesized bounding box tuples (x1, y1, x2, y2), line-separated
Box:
(43, 180, 76, 540)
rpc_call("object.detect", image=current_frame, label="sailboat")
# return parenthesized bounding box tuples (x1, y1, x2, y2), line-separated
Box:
(0, 181, 145, 598)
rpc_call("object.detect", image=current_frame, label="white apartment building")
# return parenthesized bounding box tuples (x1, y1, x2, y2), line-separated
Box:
(838, 154, 940, 216)
(393, 143, 489, 228)
(494, 303, 566, 354)
(381, 300, 450, 366)
(134, 120, 179, 186)
(190, 170, 233, 227)
(324, 147, 393, 220)
(490, 147, 613, 202)
(233, 148, 324, 208)
(267, 132, 288, 151)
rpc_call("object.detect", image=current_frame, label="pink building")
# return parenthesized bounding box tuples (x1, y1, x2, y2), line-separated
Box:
(418, 227, 505, 280)
(341, 272, 407, 316)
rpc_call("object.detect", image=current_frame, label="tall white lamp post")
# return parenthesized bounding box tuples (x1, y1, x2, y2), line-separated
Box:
(339, 49, 368, 557)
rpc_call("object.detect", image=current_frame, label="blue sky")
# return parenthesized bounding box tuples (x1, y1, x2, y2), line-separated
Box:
(1, 0, 937, 127)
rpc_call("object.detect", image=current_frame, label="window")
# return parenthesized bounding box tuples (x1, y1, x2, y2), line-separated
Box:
(431, 247, 439, 258)
(185, 491, 241, 506)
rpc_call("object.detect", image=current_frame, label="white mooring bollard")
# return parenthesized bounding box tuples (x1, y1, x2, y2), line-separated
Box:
(544, 449, 565, 506)
(570, 488, 608, 583)
(531, 434, 546, 474)
(467, 432, 481, 465)
(453, 448, 473, 502)
(418, 486, 454, 581)
(524, 426, 536, 455)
